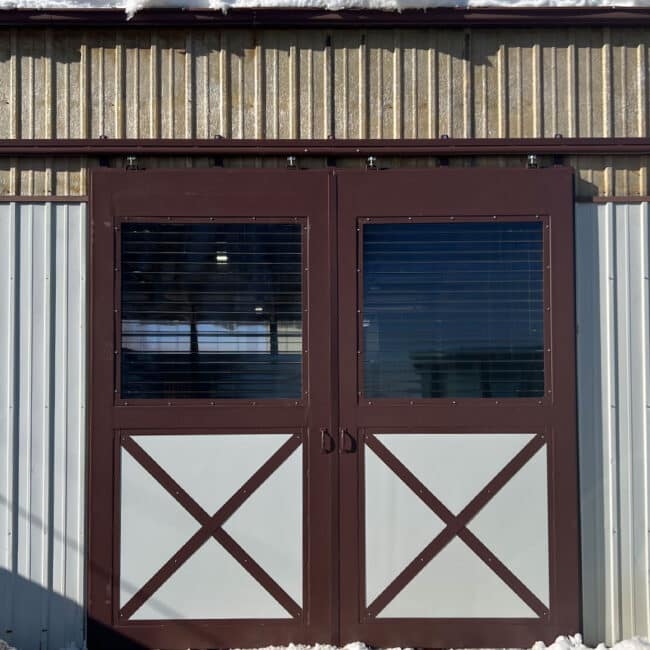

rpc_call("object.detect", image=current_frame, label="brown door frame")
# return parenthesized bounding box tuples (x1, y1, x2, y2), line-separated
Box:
(336, 167, 580, 648)
(89, 166, 580, 650)
(88, 168, 337, 650)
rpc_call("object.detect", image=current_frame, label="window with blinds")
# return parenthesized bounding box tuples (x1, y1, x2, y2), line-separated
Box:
(362, 221, 545, 399)
(119, 222, 303, 400)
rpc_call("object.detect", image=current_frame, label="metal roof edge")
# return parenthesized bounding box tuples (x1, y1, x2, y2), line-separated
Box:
(2, 6, 650, 27)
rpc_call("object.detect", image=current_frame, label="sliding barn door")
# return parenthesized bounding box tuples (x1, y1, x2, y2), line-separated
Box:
(89, 169, 335, 650)
(337, 168, 580, 649)
(90, 166, 580, 650)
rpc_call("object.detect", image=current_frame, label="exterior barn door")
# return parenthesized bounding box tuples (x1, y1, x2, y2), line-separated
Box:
(337, 167, 580, 649)
(89, 169, 336, 650)
(90, 166, 579, 650)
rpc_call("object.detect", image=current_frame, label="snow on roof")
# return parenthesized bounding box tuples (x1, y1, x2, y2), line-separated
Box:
(3, 0, 650, 18)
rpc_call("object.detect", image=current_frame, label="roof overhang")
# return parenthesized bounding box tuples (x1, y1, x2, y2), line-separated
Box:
(3, 6, 650, 26)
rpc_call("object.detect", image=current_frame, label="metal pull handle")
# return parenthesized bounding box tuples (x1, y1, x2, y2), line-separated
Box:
(340, 428, 356, 454)
(320, 428, 335, 454)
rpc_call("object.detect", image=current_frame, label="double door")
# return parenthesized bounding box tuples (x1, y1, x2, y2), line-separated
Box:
(89, 167, 579, 650)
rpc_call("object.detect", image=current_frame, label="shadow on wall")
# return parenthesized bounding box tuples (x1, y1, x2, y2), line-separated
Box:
(0, 488, 147, 650)
(0, 28, 475, 65)
(575, 206, 609, 646)
(0, 569, 151, 650)
(0, 475, 86, 650)
(0, 25, 644, 65)
(0, 569, 84, 650)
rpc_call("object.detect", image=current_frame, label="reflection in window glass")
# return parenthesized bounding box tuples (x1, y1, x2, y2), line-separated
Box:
(362, 221, 544, 399)
(278, 321, 303, 353)
(120, 222, 302, 399)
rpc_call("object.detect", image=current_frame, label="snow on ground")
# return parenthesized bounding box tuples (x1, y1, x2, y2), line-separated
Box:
(228, 636, 650, 650)
(532, 636, 650, 650)
(4, 0, 650, 18)
(232, 644, 407, 650)
(1, 635, 650, 650)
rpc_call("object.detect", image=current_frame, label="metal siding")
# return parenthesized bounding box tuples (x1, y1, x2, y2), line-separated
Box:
(0, 28, 650, 197)
(576, 202, 650, 644)
(0, 202, 86, 650)
(1, 198, 650, 647)
(1, 27, 641, 140)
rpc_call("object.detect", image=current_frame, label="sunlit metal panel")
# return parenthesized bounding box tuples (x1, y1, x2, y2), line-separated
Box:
(0, 201, 86, 650)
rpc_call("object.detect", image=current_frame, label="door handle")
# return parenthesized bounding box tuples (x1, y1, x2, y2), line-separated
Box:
(339, 428, 356, 453)
(320, 428, 335, 454)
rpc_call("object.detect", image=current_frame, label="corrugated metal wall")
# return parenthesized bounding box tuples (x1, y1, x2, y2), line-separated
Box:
(0, 202, 87, 650)
(0, 27, 650, 198)
(576, 203, 650, 645)
(0, 198, 648, 648)
(0, 16, 648, 648)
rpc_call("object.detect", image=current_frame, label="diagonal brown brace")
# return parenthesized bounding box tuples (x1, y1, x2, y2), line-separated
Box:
(364, 433, 547, 619)
(119, 434, 303, 621)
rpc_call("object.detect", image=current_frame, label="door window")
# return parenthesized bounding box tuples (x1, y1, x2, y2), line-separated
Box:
(362, 220, 545, 399)
(119, 222, 304, 400)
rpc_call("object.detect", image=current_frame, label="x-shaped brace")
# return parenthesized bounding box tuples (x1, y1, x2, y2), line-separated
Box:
(119, 434, 303, 621)
(364, 433, 549, 619)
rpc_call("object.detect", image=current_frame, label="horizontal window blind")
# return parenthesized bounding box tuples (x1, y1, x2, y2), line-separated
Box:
(120, 222, 303, 399)
(362, 221, 545, 399)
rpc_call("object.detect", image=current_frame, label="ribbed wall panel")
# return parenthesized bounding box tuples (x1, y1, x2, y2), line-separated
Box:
(0, 202, 86, 650)
(1, 28, 648, 141)
(576, 202, 650, 645)
(1, 28, 650, 197)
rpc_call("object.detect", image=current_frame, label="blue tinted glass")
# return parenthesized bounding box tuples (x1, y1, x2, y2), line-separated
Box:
(120, 222, 302, 399)
(362, 221, 544, 399)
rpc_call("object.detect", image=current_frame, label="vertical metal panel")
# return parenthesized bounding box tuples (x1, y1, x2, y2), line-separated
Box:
(0, 28, 649, 197)
(0, 202, 86, 650)
(576, 202, 650, 645)
(0, 27, 646, 140)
